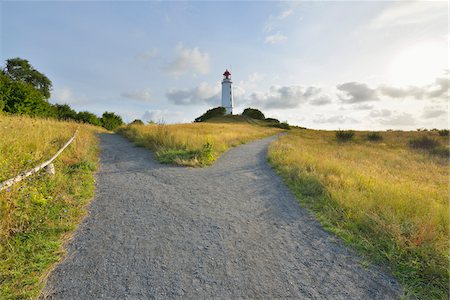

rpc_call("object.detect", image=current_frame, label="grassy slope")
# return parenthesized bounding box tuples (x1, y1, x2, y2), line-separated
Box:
(0, 114, 104, 299)
(117, 122, 282, 167)
(268, 129, 449, 299)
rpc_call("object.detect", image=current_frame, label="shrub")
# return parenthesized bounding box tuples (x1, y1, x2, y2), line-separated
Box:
(265, 117, 280, 124)
(242, 108, 265, 120)
(130, 119, 144, 125)
(271, 122, 291, 130)
(367, 132, 383, 142)
(438, 129, 449, 137)
(336, 130, 355, 142)
(101, 111, 124, 131)
(76, 111, 102, 126)
(409, 136, 440, 150)
(194, 106, 226, 122)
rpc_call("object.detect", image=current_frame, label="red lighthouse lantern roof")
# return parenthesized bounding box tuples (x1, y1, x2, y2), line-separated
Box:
(223, 69, 231, 78)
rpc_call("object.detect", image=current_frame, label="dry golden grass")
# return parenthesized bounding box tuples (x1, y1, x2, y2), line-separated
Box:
(268, 129, 449, 298)
(0, 113, 104, 298)
(118, 122, 282, 166)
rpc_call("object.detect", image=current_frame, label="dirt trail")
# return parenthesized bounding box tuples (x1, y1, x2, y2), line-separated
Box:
(44, 133, 401, 299)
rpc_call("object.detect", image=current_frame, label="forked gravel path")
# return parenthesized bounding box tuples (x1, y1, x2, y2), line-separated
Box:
(44, 133, 401, 299)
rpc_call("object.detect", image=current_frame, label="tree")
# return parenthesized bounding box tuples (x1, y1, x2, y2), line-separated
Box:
(101, 111, 123, 130)
(76, 111, 102, 126)
(242, 108, 265, 120)
(3, 58, 52, 99)
(0, 72, 55, 117)
(54, 104, 77, 121)
(194, 106, 226, 122)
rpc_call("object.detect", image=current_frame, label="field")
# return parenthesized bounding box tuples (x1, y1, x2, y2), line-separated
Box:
(268, 129, 449, 298)
(117, 121, 282, 166)
(0, 114, 104, 299)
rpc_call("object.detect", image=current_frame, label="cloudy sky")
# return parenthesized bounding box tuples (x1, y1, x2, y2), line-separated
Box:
(1, 1, 448, 130)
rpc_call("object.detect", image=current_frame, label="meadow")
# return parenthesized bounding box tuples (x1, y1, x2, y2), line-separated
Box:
(0, 114, 104, 299)
(268, 129, 449, 298)
(117, 121, 282, 166)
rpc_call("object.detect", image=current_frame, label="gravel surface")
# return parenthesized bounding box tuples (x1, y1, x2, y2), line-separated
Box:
(43, 133, 401, 299)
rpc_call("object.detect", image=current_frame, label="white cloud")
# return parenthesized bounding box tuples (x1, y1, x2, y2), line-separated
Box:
(279, 9, 293, 20)
(422, 106, 447, 119)
(166, 82, 220, 105)
(51, 87, 87, 104)
(142, 109, 183, 123)
(337, 82, 378, 103)
(369, 109, 392, 118)
(378, 113, 416, 126)
(371, 2, 447, 29)
(265, 32, 287, 44)
(166, 44, 210, 77)
(313, 115, 360, 124)
(121, 88, 153, 102)
(247, 85, 329, 109)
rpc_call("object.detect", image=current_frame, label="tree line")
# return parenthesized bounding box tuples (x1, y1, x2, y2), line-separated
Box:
(0, 57, 123, 130)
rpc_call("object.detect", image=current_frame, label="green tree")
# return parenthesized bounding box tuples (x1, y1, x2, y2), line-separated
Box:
(76, 111, 102, 126)
(242, 108, 265, 120)
(130, 119, 144, 125)
(54, 104, 77, 120)
(3, 58, 52, 99)
(0, 72, 55, 117)
(101, 111, 123, 130)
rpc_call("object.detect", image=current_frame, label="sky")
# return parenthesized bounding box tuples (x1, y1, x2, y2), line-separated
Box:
(1, 1, 448, 130)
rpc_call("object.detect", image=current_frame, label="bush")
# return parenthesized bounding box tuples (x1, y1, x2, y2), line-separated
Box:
(130, 119, 144, 125)
(101, 111, 124, 131)
(194, 106, 226, 122)
(438, 129, 449, 137)
(242, 108, 265, 120)
(265, 118, 280, 124)
(367, 132, 383, 142)
(76, 111, 102, 126)
(271, 122, 291, 130)
(336, 130, 355, 142)
(409, 136, 440, 150)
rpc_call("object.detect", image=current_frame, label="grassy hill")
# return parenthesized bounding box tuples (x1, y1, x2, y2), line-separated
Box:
(269, 129, 449, 298)
(0, 114, 104, 299)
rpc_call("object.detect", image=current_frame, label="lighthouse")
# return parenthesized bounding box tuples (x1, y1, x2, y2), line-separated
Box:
(221, 69, 234, 114)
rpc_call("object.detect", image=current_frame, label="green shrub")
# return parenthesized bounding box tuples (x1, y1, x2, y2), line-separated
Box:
(130, 119, 144, 125)
(76, 111, 102, 126)
(409, 136, 440, 150)
(101, 111, 124, 131)
(271, 122, 291, 130)
(242, 108, 265, 120)
(194, 106, 226, 122)
(367, 132, 383, 142)
(438, 129, 449, 137)
(265, 117, 280, 123)
(336, 130, 355, 142)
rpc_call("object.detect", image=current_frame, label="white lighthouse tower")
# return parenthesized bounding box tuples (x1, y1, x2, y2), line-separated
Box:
(221, 69, 234, 114)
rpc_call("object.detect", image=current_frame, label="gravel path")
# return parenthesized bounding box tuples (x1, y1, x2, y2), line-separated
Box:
(44, 133, 401, 299)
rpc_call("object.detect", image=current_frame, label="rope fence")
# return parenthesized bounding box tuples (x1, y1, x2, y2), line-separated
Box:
(0, 129, 78, 192)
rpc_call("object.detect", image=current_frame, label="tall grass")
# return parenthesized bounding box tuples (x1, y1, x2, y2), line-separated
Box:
(0, 114, 104, 298)
(268, 129, 449, 298)
(117, 122, 281, 166)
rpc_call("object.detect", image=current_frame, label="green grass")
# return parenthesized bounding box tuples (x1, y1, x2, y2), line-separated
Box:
(268, 128, 449, 299)
(0, 114, 103, 299)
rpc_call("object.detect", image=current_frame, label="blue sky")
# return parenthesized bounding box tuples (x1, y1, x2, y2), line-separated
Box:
(1, 1, 448, 129)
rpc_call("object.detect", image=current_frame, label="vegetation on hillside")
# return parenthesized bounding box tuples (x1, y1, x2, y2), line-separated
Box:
(0, 57, 123, 130)
(194, 106, 226, 122)
(268, 129, 449, 298)
(0, 114, 104, 299)
(117, 122, 282, 167)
